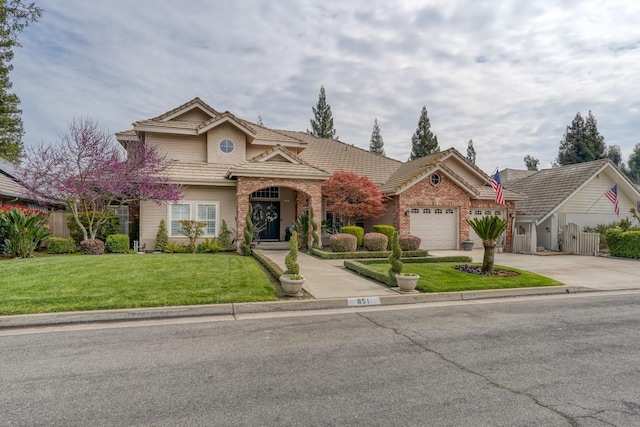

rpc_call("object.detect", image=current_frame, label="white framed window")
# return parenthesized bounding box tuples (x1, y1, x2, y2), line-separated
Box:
(219, 138, 235, 154)
(169, 202, 219, 237)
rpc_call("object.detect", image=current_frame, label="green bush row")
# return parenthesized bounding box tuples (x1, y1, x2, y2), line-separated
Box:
(605, 228, 640, 258)
(372, 224, 395, 249)
(341, 226, 364, 246)
(310, 247, 429, 259)
(47, 237, 77, 254)
(252, 249, 285, 280)
(105, 234, 130, 253)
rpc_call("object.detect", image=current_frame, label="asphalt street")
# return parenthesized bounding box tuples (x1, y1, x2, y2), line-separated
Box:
(1, 292, 639, 426)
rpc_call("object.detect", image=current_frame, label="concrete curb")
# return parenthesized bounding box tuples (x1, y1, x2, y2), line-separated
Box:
(1, 285, 636, 329)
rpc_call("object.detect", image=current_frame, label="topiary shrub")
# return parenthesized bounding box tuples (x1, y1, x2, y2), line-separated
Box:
(67, 212, 119, 245)
(399, 234, 421, 251)
(363, 232, 388, 251)
(241, 203, 254, 255)
(372, 224, 396, 249)
(217, 219, 233, 251)
(48, 237, 77, 254)
(341, 225, 364, 246)
(330, 233, 357, 252)
(284, 231, 300, 276)
(388, 231, 403, 282)
(79, 239, 105, 255)
(105, 234, 130, 253)
(155, 219, 169, 252)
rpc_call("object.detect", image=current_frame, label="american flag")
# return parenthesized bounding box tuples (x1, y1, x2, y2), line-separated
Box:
(605, 184, 620, 216)
(490, 169, 505, 206)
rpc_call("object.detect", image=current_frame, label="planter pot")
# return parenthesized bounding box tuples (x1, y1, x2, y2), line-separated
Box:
(279, 274, 305, 296)
(395, 274, 420, 292)
(462, 240, 474, 251)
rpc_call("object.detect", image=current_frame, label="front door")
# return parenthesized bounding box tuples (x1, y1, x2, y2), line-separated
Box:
(251, 201, 280, 240)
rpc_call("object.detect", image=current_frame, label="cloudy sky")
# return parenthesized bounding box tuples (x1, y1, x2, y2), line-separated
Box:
(11, 1, 640, 173)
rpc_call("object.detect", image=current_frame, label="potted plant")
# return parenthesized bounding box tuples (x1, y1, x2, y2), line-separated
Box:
(279, 231, 305, 296)
(462, 238, 474, 251)
(388, 231, 419, 292)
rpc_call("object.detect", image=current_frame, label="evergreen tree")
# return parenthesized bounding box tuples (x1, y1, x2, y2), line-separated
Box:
(307, 85, 337, 139)
(369, 118, 384, 155)
(256, 115, 263, 126)
(409, 106, 439, 160)
(466, 139, 476, 164)
(556, 111, 606, 166)
(524, 155, 539, 171)
(0, 1, 42, 162)
(625, 143, 640, 184)
(605, 144, 622, 167)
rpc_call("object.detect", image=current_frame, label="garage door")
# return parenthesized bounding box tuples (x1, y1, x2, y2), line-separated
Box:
(409, 207, 458, 250)
(469, 209, 506, 247)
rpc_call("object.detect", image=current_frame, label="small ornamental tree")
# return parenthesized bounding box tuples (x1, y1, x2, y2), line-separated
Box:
(155, 219, 169, 252)
(20, 118, 182, 242)
(467, 215, 508, 274)
(179, 219, 207, 253)
(321, 171, 385, 226)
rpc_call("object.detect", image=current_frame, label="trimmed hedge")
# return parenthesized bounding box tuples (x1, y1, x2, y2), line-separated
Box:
(79, 239, 105, 255)
(330, 233, 357, 252)
(363, 232, 388, 251)
(105, 234, 130, 253)
(47, 237, 77, 254)
(341, 226, 364, 246)
(310, 247, 429, 259)
(399, 234, 421, 251)
(372, 224, 395, 249)
(606, 228, 640, 258)
(253, 249, 285, 280)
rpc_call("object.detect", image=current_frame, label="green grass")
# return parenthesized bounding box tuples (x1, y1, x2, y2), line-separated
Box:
(367, 262, 563, 292)
(0, 253, 278, 315)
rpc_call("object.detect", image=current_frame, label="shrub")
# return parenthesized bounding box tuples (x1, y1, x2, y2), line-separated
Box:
(284, 231, 300, 275)
(196, 238, 220, 253)
(48, 237, 77, 254)
(217, 219, 232, 251)
(363, 232, 388, 251)
(372, 224, 396, 249)
(341, 226, 364, 246)
(330, 233, 357, 252)
(164, 241, 186, 253)
(155, 219, 169, 251)
(388, 232, 403, 282)
(399, 234, 421, 251)
(606, 228, 640, 258)
(0, 206, 52, 258)
(241, 203, 254, 255)
(179, 219, 207, 253)
(105, 234, 130, 253)
(79, 239, 105, 255)
(67, 212, 119, 244)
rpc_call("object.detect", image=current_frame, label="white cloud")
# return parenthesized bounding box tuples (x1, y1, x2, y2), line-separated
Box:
(10, 0, 640, 172)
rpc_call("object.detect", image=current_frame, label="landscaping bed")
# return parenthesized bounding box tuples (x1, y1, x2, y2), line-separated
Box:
(0, 253, 278, 315)
(310, 247, 429, 259)
(346, 258, 563, 292)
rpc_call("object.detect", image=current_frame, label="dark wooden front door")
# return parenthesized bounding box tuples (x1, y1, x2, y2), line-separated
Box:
(251, 201, 280, 240)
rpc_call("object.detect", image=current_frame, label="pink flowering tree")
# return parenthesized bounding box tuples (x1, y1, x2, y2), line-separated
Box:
(20, 118, 182, 241)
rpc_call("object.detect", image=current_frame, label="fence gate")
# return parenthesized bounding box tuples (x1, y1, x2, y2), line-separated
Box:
(562, 223, 600, 256)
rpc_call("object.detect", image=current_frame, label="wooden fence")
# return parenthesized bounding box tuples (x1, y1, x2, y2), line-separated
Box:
(562, 223, 600, 256)
(513, 234, 532, 254)
(47, 211, 71, 238)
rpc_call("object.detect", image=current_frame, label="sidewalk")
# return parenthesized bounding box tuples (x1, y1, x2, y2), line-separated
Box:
(257, 249, 398, 298)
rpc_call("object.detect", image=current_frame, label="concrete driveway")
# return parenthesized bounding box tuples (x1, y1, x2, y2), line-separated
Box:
(431, 249, 640, 291)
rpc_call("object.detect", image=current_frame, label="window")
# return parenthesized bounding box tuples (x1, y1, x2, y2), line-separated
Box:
(219, 138, 235, 154)
(114, 206, 129, 235)
(446, 208, 454, 214)
(423, 208, 431, 214)
(475, 210, 482, 215)
(430, 173, 441, 186)
(251, 187, 279, 199)
(170, 204, 191, 236)
(169, 202, 219, 237)
(485, 210, 492, 215)
(411, 208, 420, 213)
(495, 211, 502, 216)
(198, 204, 217, 236)
(435, 208, 443, 214)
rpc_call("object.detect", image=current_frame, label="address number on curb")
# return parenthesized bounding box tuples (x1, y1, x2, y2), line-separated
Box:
(347, 297, 381, 306)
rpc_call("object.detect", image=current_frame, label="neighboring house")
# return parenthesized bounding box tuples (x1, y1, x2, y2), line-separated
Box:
(505, 159, 640, 253)
(116, 98, 523, 251)
(0, 157, 33, 207)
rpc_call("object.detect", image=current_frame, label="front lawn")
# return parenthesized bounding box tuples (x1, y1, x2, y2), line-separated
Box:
(366, 262, 563, 292)
(0, 253, 278, 315)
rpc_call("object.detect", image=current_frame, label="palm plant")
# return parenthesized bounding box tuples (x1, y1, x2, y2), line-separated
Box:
(467, 215, 508, 274)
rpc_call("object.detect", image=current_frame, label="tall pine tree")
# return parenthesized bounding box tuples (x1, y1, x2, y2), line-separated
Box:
(0, 1, 42, 162)
(625, 143, 640, 184)
(307, 85, 337, 139)
(466, 139, 476, 164)
(556, 111, 606, 166)
(409, 106, 439, 160)
(524, 155, 539, 171)
(369, 118, 384, 155)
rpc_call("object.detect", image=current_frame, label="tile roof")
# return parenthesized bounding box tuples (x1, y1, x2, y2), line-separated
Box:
(278, 130, 402, 186)
(166, 162, 232, 184)
(382, 149, 452, 192)
(506, 159, 610, 219)
(150, 97, 219, 121)
(499, 168, 537, 186)
(0, 158, 29, 199)
(227, 145, 330, 180)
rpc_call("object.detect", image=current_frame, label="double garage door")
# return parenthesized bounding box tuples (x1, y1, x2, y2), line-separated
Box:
(409, 207, 458, 250)
(468, 209, 507, 246)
